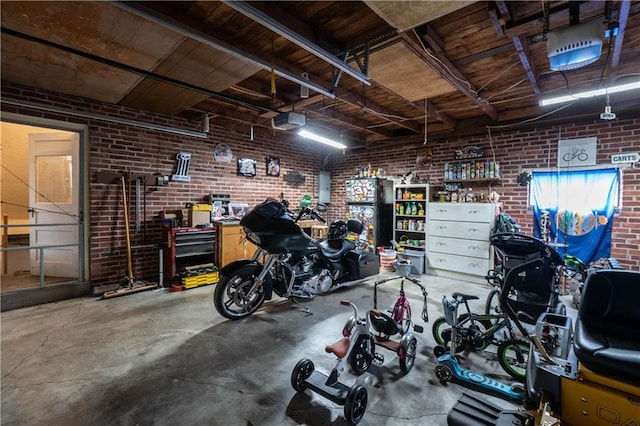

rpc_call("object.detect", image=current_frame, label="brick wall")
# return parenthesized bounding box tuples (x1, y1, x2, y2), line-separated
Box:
(2, 83, 326, 288)
(3, 81, 638, 289)
(326, 119, 640, 270)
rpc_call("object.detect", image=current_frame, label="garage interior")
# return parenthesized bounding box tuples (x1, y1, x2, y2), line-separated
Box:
(1, 1, 639, 425)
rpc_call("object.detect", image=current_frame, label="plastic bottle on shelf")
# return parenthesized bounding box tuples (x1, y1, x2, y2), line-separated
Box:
(465, 188, 474, 203)
(396, 187, 402, 199)
(398, 203, 404, 215)
(418, 204, 425, 216)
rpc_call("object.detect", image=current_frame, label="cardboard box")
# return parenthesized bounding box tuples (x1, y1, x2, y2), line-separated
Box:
(189, 210, 211, 226)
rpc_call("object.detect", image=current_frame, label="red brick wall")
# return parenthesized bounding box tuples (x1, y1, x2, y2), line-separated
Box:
(3, 82, 638, 290)
(326, 119, 640, 270)
(2, 83, 326, 288)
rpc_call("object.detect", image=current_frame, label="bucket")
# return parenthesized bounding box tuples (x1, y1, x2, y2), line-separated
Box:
(379, 249, 397, 271)
(397, 249, 425, 274)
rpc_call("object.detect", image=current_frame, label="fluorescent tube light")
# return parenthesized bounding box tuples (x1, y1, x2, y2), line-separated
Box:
(540, 81, 640, 106)
(298, 129, 347, 149)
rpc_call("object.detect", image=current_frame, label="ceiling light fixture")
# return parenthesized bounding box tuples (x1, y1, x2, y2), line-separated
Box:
(298, 129, 347, 150)
(539, 81, 640, 106)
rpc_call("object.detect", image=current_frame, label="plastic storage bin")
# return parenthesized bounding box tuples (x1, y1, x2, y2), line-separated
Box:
(397, 249, 425, 274)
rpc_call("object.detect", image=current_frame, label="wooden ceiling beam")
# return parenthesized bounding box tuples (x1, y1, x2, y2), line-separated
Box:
(400, 30, 498, 121)
(333, 86, 423, 133)
(306, 107, 394, 139)
(409, 98, 455, 130)
(608, 0, 631, 83)
(137, 1, 420, 136)
(494, 1, 542, 100)
(503, 2, 586, 37)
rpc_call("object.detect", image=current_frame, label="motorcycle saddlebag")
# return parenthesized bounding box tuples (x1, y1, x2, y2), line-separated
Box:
(345, 250, 380, 279)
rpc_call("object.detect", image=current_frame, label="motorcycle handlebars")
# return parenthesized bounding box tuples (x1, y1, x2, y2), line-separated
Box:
(294, 206, 327, 224)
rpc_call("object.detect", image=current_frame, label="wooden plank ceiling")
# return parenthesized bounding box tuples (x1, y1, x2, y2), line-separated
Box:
(1, 1, 639, 148)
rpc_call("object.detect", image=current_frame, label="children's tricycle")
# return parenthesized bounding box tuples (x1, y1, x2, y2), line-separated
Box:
(290, 260, 428, 424)
(368, 260, 429, 373)
(291, 300, 371, 424)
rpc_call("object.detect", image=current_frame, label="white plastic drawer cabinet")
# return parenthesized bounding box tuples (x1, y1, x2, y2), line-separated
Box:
(427, 203, 496, 277)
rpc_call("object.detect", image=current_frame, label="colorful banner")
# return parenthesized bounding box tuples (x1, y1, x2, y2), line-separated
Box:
(530, 168, 619, 264)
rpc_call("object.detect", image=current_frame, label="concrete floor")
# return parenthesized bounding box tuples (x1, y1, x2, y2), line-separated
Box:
(1, 270, 575, 425)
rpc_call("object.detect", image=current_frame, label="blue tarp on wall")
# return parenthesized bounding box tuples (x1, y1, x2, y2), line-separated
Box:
(530, 168, 619, 264)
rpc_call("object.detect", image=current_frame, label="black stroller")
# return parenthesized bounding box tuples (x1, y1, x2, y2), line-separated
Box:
(486, 232, 566, 326)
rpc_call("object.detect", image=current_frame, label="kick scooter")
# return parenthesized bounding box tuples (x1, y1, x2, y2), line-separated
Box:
(434, 294, 524, 401)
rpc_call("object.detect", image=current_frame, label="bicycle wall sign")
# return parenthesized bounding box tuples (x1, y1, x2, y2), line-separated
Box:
(558, 137, 597, 167)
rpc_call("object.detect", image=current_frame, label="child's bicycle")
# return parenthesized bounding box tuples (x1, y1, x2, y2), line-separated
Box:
(290, 260, 428, 424)
(432, 292, 530, 381)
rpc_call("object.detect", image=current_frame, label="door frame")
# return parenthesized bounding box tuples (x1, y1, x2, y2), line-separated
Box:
(1, 112, 89, 307)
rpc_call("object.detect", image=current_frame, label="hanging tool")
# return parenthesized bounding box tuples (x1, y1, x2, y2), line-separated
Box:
(102, 175, 156, 299)
(135, 177, 141, 233)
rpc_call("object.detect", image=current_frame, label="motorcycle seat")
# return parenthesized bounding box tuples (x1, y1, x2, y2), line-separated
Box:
(573, 269, 640, 385)
(319, 239, 356, 260)
(369, 309, 401, 336)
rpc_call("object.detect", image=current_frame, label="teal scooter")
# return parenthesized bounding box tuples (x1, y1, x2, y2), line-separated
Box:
(433, 294, 524, 401)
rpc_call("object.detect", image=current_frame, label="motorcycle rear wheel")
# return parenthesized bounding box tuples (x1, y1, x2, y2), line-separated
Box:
(213, 271, 266, 320)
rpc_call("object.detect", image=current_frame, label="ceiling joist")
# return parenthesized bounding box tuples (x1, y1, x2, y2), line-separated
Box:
(400, 30, 498, 121)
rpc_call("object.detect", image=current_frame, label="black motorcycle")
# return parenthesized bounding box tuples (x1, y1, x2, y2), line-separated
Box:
(213, 198, 380, 320)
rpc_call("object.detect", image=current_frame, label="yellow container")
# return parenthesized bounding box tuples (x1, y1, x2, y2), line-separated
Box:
(182, 271, 219, 289)
(191, 204, 212, 211)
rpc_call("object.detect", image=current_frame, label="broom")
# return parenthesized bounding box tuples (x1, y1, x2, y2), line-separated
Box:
(102, 176, 156, 299)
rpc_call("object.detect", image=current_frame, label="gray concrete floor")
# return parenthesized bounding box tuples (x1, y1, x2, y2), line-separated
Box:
(1, 270, 576, 425)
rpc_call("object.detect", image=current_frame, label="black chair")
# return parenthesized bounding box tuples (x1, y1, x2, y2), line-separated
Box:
(573, 269, 640, 385)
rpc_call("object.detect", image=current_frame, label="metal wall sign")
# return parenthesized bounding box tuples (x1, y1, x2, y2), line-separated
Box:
(172, 152, 192, 182)
(283, 171, 305, 184)
(558, 137, 597, 167)
(454, 145, 484, 160)
(611, 152, 639, 164)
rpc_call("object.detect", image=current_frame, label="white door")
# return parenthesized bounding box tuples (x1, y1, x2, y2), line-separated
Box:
(29, 132, 80, 277)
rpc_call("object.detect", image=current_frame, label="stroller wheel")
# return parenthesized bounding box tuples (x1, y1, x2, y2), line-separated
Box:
(435, 364, 453, 384)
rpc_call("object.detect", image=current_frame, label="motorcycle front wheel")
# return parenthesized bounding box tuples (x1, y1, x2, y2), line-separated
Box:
(213, 271, 266, 320)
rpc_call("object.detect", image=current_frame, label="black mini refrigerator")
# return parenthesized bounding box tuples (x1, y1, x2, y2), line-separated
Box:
(344, 178, 394, 247)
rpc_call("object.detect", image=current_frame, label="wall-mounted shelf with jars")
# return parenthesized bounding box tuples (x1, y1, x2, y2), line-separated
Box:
(443, 178, 501, 184)
(444, 160, 500, 182)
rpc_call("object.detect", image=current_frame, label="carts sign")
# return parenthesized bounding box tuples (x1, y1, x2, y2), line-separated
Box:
(611, 152, 639, 164)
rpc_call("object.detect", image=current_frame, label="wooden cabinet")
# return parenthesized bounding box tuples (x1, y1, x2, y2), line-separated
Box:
(162, 227, 217, 280)
(215, 222, 255, 268)
(427, 203, 497, 281)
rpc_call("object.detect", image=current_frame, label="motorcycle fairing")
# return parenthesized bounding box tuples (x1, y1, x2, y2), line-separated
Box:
(219, 259, 275, 300)
(241, 209, 316, 253)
